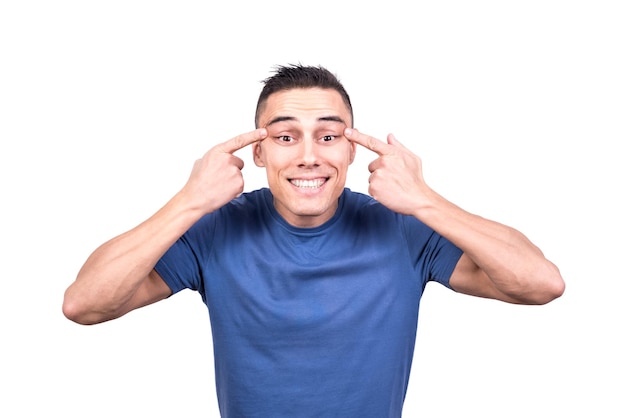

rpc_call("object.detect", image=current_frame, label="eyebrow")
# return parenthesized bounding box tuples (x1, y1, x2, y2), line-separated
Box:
(265, 115, 346, 127)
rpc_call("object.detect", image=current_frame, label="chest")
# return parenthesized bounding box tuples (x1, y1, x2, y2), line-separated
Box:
(203, 229, 423, 341)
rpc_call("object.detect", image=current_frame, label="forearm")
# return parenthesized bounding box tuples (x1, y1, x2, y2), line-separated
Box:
(415, 189, 564, 303)
(63, 191, 203, 322)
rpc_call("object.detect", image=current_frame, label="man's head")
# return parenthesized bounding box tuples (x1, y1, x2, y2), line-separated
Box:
(255, 64, 353, 129)
(252, 64, 357, 228)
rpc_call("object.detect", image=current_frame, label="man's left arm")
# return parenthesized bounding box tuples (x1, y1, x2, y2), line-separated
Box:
(345, 128, 565, 305)
(418, 192, 564, 304)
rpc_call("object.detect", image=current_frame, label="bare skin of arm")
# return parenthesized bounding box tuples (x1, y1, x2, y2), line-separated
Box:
(345, 128, 565, 305)
(63, 129, 267, 325)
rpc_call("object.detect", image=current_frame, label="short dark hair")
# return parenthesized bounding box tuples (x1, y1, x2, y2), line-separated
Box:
(254, 64, 353, 128)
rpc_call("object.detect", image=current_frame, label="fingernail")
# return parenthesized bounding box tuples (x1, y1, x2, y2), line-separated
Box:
(344, 128, 353, 137)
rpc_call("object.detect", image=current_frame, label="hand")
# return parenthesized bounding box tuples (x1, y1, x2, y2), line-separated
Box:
(345, 128, 432, 216)
(181, 128, 268, 214)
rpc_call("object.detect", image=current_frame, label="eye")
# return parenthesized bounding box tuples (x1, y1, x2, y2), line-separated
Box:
(321, 135, 337, 142)
(277, 135, 295, 142)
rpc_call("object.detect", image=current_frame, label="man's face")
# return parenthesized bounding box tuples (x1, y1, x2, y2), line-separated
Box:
(253, 87, 356, 228)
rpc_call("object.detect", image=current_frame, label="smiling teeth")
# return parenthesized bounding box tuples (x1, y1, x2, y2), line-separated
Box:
(291, 179, 325, 188)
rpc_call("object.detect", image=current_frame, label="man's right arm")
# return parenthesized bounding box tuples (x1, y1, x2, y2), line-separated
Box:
(62, 129, 267, 325)
(62, 192, 202, 325)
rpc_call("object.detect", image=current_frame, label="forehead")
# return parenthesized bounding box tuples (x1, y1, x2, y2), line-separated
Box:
(258, 88, 352, 127)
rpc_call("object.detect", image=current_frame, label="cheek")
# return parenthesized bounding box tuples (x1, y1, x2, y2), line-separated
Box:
(259, 145, 292, 171)
(333, 141, 356, 165)
(256, 141, 285, 166)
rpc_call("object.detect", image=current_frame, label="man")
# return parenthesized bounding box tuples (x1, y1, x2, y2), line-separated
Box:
(63, 64, 564, 417)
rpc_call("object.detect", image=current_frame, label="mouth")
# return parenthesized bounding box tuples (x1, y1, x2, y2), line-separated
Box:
(289, 177, 329, 190)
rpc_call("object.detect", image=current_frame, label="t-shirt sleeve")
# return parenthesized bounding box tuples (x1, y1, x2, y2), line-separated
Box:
(403, 215, 463, 289)
(154, 215, 215, 295)
(425, 234, 463, 289)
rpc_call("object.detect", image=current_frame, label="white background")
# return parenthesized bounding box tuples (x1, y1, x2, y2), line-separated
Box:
(1, 1, 624, 417)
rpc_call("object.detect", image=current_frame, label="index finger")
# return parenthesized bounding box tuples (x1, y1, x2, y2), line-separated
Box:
(218, 128, 268, 154)
(344, 128, 392, 156)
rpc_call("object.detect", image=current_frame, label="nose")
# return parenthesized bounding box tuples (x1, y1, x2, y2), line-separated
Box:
(298, 138, 320, 167)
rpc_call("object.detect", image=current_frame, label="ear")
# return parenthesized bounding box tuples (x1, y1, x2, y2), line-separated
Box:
(348, 137, 357, 164)
(252, 142, 265, 167)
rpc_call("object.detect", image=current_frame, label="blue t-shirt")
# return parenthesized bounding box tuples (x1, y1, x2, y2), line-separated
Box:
(155, 188, 462, 417)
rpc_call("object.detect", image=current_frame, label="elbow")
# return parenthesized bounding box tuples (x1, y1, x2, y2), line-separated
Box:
(62, 289, 111, 326)
(62, 294, 94, 325)
(62, 299, 87, 325)
(541, 270, 566, 304)
(525, 262, 566, 305)
(503, 261, 565, 306)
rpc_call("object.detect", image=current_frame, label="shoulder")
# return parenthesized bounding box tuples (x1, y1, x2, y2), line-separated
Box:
(219, 188, 270, 217)
(229, 188, 269, 207)
(207, 189, 271, 234)
(340, 188, 405, 230)
(341, 188, 379, 211)
(342, 189, 437, 236)
(186, 189, 269, 238)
